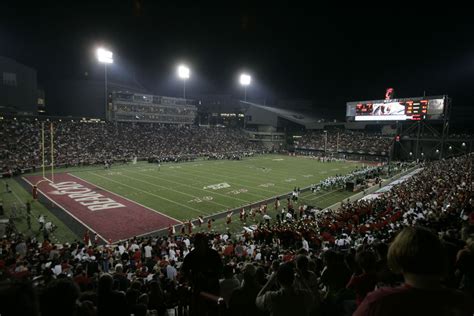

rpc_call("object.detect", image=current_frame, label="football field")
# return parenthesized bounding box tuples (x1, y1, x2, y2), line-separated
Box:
(21, 154, 365, 242)
(69, 154, 363, 220)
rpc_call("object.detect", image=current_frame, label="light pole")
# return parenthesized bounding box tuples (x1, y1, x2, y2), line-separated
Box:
(177, 65, 190, 102)
(239, 73, 251, 101)
(96, 48, 113, 120)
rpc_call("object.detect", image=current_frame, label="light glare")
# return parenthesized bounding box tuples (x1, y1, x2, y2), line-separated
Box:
(97, 48, 113, 64)
(178, 65, 190, 79)
(240, 74, 251, 86)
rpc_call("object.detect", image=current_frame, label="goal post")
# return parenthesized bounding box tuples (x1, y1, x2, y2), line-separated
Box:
(35, 122, 55, 188)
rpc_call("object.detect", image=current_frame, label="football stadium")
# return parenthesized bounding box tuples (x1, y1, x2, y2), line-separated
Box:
(1, 6, 474, 316)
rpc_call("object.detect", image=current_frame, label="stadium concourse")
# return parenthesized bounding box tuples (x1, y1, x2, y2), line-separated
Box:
(0, 150, 473, 315)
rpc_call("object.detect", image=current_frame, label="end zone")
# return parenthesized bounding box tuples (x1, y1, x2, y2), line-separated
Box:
(23, 173, 181, 243)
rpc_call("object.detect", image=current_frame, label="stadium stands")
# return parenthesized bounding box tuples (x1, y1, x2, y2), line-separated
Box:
(296, 129, 392, 155)
(0, 119, 264, 173)
(0, 154, 473, 315)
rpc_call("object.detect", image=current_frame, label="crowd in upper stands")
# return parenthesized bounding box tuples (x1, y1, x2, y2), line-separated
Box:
(0, 119, 264, 173)
(296, 130, 392, 154)
(0, 154, 473, 315)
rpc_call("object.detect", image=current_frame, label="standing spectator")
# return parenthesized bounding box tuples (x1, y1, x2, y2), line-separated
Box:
(219, 265, 240, 308)
(166, 260, 178, 282)
(181, 233, 223, 315)
(144, 242, 153, 260)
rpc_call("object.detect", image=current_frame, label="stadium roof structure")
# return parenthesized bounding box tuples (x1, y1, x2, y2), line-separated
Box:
(241, 101, 319, 128)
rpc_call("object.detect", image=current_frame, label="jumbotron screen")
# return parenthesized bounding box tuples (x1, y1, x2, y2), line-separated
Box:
(346, 96, 446, 121)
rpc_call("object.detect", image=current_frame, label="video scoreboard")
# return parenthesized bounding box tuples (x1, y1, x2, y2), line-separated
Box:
(347, 95, 446, 122)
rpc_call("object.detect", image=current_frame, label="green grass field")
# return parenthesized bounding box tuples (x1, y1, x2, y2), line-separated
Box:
(2, 154, 368, 240)
(69, 154, 364, 222)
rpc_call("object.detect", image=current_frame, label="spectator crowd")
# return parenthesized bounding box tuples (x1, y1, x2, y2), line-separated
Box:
(296, 130, 392, 154)
(0, 154, 473, 315)
(0, 119, 264, 174)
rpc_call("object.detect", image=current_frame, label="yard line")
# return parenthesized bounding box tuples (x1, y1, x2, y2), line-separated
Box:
(179, 164, 289, 194)
(126, 169, 254, 203)
(86, 171, 209, 216)
(120, 171, 241, 207)
(204, 163, 311, 187)
(68, 173, 181, 224)
(143, 167, 268, 199)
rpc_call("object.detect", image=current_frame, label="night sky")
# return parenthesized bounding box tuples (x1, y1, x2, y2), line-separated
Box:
(2, 3, 474, 119)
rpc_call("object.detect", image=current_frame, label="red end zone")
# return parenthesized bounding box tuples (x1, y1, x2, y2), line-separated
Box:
(23, 173, 181, 243)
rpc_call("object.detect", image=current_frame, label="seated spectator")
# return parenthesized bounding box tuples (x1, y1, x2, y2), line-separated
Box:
(354, 227, 474, 316)
(346, 249, 378, 305)
(0, 280, 39, 316)
(39, 278, 80, 316)
(256, 262, 314, 316)
(97, 274, 128, 316)
(229, 263, 263, 316)
(456, 238, 474, 298)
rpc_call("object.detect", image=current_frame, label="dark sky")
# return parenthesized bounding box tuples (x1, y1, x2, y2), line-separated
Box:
(2, 3, 474, 119)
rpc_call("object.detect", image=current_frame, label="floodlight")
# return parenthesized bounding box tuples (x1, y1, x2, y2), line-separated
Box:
(178, 65, 190, 79)
(240, 74, 251, 86)
(96, 48, 113, 64)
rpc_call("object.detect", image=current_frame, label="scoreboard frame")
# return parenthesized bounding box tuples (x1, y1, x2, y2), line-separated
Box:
(346, 95, 447, 122)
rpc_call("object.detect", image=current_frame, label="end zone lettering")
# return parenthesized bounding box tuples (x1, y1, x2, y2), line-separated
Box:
(49, 181, 126, 211)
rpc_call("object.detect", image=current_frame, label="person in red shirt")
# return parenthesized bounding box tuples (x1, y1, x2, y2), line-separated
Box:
(354, 227, 473, 316)
(207, 219, 213, 231)
(347, 250, 378, 305)
(83, 230, 90, 246)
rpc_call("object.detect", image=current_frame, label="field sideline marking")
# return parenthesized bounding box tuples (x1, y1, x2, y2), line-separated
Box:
(302, 188, 343, 201)
(22, 176, 109, 244)
(125, 169, 250, 203)
(68, 173, 182, 223)
(83, 171, 209, 216)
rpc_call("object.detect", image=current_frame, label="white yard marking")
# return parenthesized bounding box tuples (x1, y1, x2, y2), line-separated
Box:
(188, 196, 214, 203)
(129, 170, 252, 202)
(106, 171, 123, 176)
(86, 172, 209, 215)
(22, 176, 109, 243)
(203, 183, 231, 190)
(227, 188, 248, 195)
(70, 173, 182, 222)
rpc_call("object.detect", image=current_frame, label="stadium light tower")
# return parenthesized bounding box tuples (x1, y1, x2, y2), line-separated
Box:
(177, 64, 190, 101)
(240, 73, 251, 101)
(96, 48, 113, 120)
